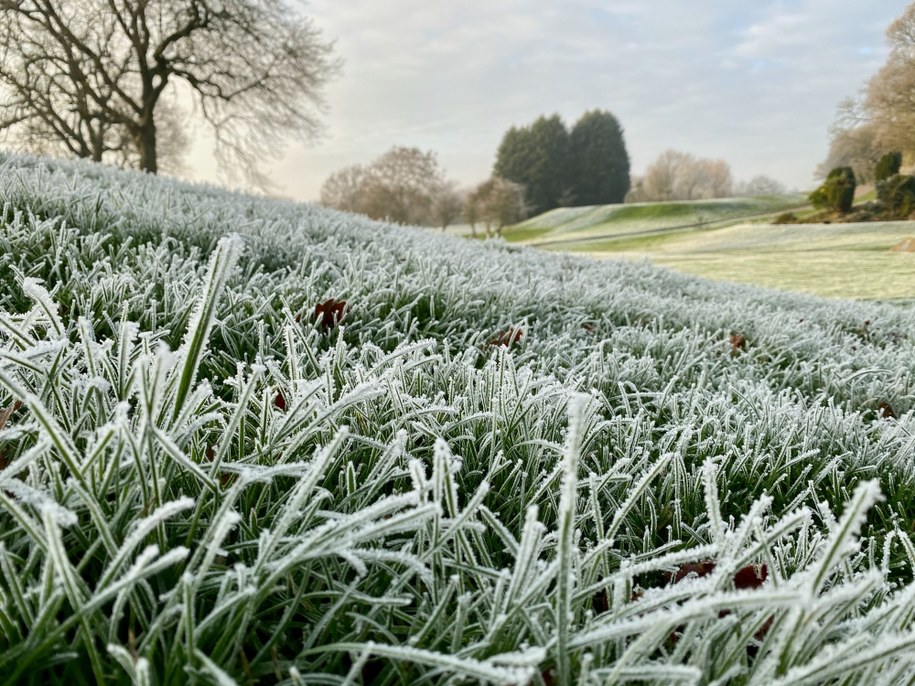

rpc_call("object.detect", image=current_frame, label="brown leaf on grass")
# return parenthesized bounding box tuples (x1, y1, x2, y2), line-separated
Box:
(0, 400, 23, 431)
(733, 563, 768, 590)
(0, 401, 23, 472)
(312, 298, 348, 333)
(592, 590, 609, 615)
(665, 560, 716, 584)
(666, 561, 768, 589)
(877, 401, 896, 419)
(487, 327, 524, 348)
(274, 391, 287, 411)
(729, 333, 747, 354)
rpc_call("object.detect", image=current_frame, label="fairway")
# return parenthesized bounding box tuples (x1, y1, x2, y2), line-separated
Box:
(503, 195, 807, 246)
(578, 221, 915, 300)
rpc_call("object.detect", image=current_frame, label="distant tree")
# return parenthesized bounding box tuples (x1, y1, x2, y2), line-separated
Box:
(320, 146, 454, 226)
(360, 147, 445, 224)
(641, 150, 686, 201)
(464, 189, 480, 237)
(639, 150, 733, 201)
(817, 99, 884, 184)
(568, 110, 630, 205)
(699, 159, 733, 198)
(865, 4, 915, 157)
(494, 114, 570, 214)
(432, 182, 464, 231)
(0, 0, 339, 184)
(470, 176, 526, 237)
(875, 151, 903, 182)
(810, 166, 856, 213)
(624, 176, 647, 203)
(320, 165, 368, 215)
(736, 175, 786, 197)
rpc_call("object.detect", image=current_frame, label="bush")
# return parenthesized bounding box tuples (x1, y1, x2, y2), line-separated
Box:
(877, 173, 915, 218)
(875, 152, 902, 182)
(773, 211, 798, 224)
(809, 166, 856, 213)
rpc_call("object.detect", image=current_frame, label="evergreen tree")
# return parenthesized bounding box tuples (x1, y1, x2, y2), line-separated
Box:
(494, 114, 570, 213)
(569, 110, 631, 205)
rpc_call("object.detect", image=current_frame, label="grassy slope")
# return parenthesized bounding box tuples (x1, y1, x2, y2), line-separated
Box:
(2, 155, 915, 684)
(503, 195, 807, 245)
(507, 197, 915, 300)
(584, 221, 915, 301)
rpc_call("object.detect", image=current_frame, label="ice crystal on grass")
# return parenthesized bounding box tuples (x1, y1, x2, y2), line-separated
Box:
(2, 153, 915, 683)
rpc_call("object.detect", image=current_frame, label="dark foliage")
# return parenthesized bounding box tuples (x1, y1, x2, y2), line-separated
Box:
(877, 173, 915, 218)
(809, 167, 856, 213)
(568, 110, 631, 205)
(875, 151, 902, 182)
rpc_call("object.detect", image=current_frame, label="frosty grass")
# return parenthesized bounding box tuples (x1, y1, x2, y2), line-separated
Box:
(2, 153, 915, 684)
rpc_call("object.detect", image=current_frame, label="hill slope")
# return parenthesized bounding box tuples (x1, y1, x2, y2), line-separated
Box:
(503, 195, 806, 245)
(2, 154, 915, 684)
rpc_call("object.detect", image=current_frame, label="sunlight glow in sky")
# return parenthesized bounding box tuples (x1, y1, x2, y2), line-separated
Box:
(183, 0, 906, 202)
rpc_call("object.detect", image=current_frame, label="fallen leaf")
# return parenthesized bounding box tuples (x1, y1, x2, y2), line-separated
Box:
(487, 327, 524, 348)
(313, 298, 348, 333)
(877, 401, 896, 419)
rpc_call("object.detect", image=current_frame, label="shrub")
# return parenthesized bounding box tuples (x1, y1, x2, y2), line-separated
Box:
(875, 151, 902, 182)
(809, 166, 856, 213)
(877, 173, 915, 218)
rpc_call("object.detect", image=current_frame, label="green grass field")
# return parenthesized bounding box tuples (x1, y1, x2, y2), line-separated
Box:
(506, 197, 915, 300)
(6, 154, 915, 684)
(579, 221, 915, 300)
(503, 195, 807, 246)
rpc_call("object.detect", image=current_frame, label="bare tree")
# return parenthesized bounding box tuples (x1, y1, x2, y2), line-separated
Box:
(432, 181, 463, 231)
(735, 175, 786, 197)
(0, 0, 339, 184)
(320, 146, 452, 226)
(639, 150, 733, 201)
(816, 97, 884, 184)
(360, 147, 444, 225)
(641, 150, 689, 201)
(469, 176, 526, 237)
(320, 164, 368, 215)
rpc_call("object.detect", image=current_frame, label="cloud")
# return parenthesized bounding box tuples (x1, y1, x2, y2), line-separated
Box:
(185, 1, 906, 200)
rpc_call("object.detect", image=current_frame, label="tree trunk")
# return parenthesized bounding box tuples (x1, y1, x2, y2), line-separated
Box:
(138, 119, 158, 174)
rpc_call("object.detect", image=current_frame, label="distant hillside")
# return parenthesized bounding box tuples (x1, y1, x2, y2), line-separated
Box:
(503, 194, 807, 245)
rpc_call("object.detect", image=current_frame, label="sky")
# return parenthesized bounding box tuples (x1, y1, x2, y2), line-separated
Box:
(183, 0, 908, 202)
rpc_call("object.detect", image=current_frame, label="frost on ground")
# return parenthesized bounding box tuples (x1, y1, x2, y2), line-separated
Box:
(1, 153, 915, 684)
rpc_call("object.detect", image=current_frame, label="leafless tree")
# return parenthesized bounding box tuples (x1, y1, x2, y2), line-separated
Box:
(432, 181, 463, 231)
(469, 176, 526, 237)
(639, 150, 733, 201)
(0, 0, 339, 184)
(735, 175, 786, 197)
(360, 147, 444, 224)
(320, 146, 454, 226)
(319, 164, 368, 215)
